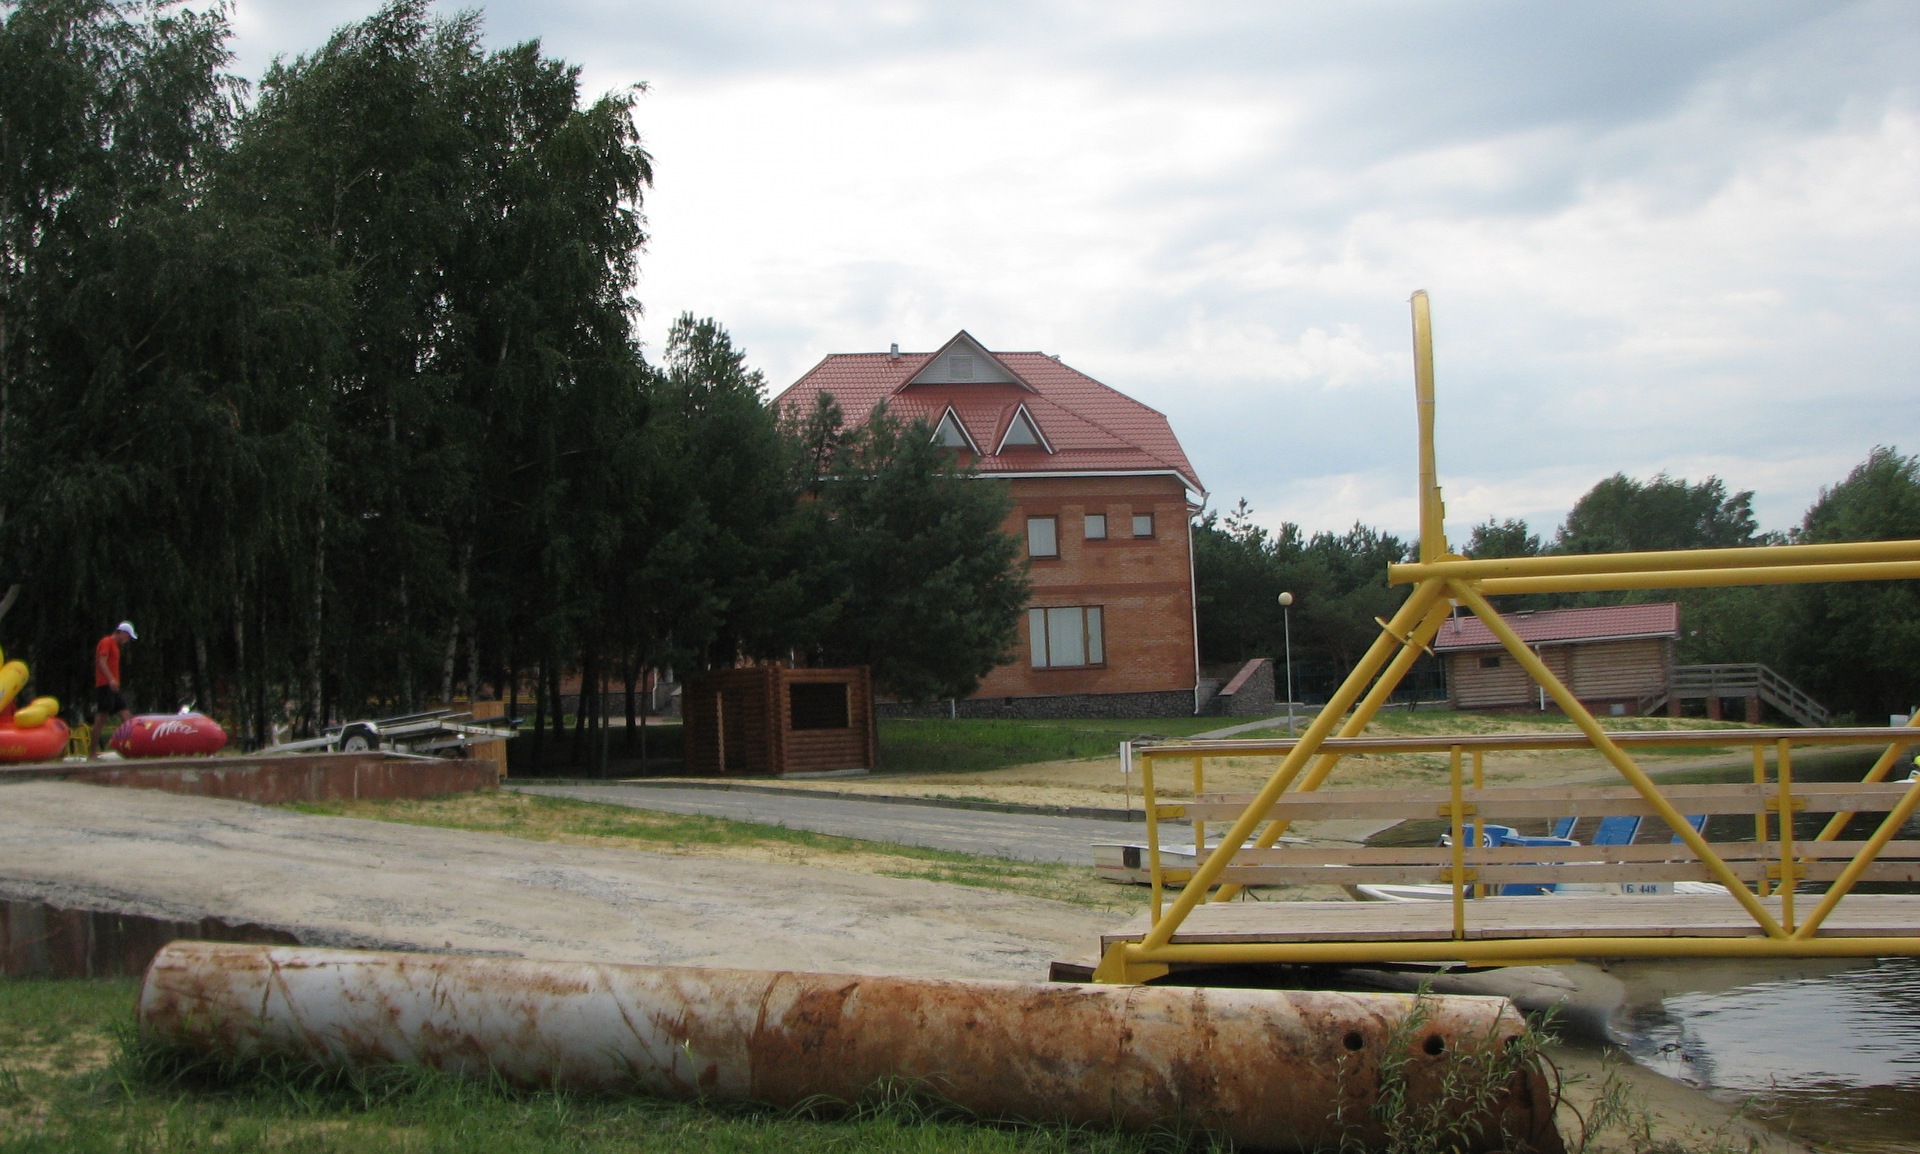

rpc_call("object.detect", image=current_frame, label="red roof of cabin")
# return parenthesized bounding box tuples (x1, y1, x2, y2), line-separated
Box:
(1433, 602, 1681, 652)
(774, 338, 1204, 494)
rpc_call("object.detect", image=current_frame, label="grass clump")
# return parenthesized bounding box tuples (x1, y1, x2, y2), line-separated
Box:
(289, 790, 1139, 913)
(0, 977, 1216, 1154)
(878, 717, 1227, 773)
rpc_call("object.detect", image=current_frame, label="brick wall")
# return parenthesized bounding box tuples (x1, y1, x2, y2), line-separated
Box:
(974, 473, 1198, 703)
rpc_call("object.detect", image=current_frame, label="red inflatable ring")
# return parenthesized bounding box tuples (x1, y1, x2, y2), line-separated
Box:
(109, 712, 228, 758)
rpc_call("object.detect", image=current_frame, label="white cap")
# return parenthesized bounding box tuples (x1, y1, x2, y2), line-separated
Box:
(117, 621, 137, 640)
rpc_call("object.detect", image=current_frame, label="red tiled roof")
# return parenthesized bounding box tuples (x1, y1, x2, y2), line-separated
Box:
(1433, 602, 1680, 651)
(773, 342, 1204, 494)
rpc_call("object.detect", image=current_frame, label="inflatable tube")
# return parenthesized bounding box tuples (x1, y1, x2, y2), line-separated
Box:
(13, 696, 59, 728)
(109, 712, 228, 758)
(0, 717, 70, 762)
(0, 660, 26, 713)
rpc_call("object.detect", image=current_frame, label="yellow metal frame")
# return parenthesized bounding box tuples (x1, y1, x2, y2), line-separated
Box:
(1093, 290, 1920, 984)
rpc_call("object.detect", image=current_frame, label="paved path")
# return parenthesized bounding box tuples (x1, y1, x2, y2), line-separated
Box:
(512, 783, 1154, 865)
(1191, 713, 1297, 739)
(1, 782, 1112, 980)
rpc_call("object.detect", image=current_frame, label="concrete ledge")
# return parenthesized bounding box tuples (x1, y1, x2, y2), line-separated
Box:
(0, 752, 499, 804)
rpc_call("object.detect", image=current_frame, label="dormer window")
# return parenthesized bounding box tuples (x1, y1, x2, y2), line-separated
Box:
(930, 408, 976, 451)
(948, 353, 973, 380)
(995, 404, 1052, 454)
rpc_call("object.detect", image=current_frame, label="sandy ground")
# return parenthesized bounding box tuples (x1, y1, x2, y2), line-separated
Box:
(0, 782, 1112, 981)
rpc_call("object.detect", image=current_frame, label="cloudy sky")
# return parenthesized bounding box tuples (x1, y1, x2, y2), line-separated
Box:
(227, 1, 1918, 542)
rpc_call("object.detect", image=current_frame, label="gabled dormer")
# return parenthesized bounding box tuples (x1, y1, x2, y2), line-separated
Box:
(994, 403, 1053, 454)
(929, 406, 980, 452)
(901, 331, 1034, 391)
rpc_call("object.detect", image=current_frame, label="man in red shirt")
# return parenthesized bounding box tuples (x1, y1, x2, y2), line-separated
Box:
(92, 621, 136, 756)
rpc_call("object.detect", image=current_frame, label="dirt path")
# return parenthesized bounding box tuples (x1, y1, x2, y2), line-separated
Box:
(0, 782, 1112, 981)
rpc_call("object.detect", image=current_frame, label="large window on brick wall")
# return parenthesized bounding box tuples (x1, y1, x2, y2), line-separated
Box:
(1029, 606, 1104, 668)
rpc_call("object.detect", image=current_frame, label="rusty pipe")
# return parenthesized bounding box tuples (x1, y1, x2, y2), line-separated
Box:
(138, 943, 1562, 1153)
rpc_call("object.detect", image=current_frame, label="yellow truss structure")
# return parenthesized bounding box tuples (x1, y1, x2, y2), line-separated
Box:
(1093, 290, 1920, 984)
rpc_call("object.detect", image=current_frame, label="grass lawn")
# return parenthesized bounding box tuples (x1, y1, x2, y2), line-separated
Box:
(290, 791, 1140, 914)
(877, 716, 1229, 774)
(0, 977, 1204, 1153)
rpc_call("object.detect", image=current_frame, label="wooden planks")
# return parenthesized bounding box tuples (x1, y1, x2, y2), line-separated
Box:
(1100, 894, 1920, 951)
(1181, 780, 1920, 822)
(1141, 725, 1916, 760)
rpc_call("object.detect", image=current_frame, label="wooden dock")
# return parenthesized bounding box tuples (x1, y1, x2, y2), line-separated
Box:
(1104, 893, 1920, 950)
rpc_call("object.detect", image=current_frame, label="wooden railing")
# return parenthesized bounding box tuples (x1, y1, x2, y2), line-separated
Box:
(1670, 663, 1830, 727)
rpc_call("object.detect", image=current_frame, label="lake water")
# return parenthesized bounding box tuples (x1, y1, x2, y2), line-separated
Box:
(1369, 747, 1920, 1151)
(1617, 956, 1920, 1152)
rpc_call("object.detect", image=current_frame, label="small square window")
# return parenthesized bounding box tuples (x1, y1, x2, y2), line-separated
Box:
(1131, 512, 1154, 538)
(1479, 655, 1501, 669)
(1027, 516, 1058, 558)
(1084, 513, 1107, 540)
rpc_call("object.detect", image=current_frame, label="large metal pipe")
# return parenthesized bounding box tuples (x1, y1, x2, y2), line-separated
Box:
(138, 942, 1562, 1153)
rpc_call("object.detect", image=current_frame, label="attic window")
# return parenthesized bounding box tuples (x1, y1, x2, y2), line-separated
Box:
(948, 353, 974, 380)
(995, 405, 1051, 453)
(931, 409, 973, 450)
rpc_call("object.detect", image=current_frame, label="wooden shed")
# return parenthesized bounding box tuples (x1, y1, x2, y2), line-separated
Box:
(681, 666, 876, 776)
(1433, 603, 1678, 716)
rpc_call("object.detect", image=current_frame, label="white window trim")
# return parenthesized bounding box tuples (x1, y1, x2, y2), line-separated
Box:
(929, 405, 980, 453)
(994, 402, 1054, 454)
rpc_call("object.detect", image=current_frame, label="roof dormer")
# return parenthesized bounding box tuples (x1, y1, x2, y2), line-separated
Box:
(929, 406, 979, 452)
(902, 331, 1033, 391)
(995, 403, 1052, 454)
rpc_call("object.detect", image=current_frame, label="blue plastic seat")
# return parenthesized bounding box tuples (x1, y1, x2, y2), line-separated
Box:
(1671, 814, 1708, 843)
(1593, 815, 1643, 846)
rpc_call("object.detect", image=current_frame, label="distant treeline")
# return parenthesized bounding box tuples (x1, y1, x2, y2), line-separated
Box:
(1195, 454, 1920, 721)
(0, 0, 1026, 764)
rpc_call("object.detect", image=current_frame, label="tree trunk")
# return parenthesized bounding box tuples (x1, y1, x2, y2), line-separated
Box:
(396, 570, 413, 712)
(440, 541, 472, 705)
(624, 659, 637, 753)
(306, 505, 326, 735)
(531, 652, 548, 769)
(546, 659, 563, 759)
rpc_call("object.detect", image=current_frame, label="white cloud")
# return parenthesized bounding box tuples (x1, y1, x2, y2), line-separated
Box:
(223, 0, 1920, 542)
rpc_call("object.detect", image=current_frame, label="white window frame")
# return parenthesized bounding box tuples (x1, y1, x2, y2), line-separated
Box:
(1028, 606, 1105, 669)
(1026, 515, 1058, 558)
(929, 406, 979, 452)
(1084, 512, 1107, 540)
(994, 403, 1054, 454)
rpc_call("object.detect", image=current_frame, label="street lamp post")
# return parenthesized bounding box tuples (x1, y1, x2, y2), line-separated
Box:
(1278, 591, 1295, 737)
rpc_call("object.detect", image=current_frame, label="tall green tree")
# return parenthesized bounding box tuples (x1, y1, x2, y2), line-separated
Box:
(1781, 447, 1920, 720)
(1555, 473, 1766, 554)
(803, 404, 1029, 702)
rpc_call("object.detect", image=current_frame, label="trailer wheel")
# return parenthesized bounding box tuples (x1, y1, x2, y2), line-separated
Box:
(338, 724, 380, 752)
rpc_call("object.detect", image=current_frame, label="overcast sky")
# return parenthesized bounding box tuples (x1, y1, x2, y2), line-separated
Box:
(227, 1, 1919, 543)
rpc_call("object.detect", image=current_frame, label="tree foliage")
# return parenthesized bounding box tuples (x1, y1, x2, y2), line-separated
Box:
(1192, 500, 1423, 700)
(0, 0, 1027, 764)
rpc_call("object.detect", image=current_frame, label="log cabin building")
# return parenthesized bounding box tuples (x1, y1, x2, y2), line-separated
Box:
(776, 332, 1206, 717)
(1433, 602, 1679, 716)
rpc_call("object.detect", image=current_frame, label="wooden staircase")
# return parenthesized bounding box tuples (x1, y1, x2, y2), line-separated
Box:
(1654, 663, 1830, 727)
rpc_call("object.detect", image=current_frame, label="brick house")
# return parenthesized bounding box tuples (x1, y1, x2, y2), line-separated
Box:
(775, 332, 1207, 717)
(1433, 602, 1679, 716)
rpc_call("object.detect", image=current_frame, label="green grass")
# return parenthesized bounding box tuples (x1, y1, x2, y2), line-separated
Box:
(289, 791, 1138, 912)
(0, 977, 1211, 1153)
(877, 717, 1229, 773)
